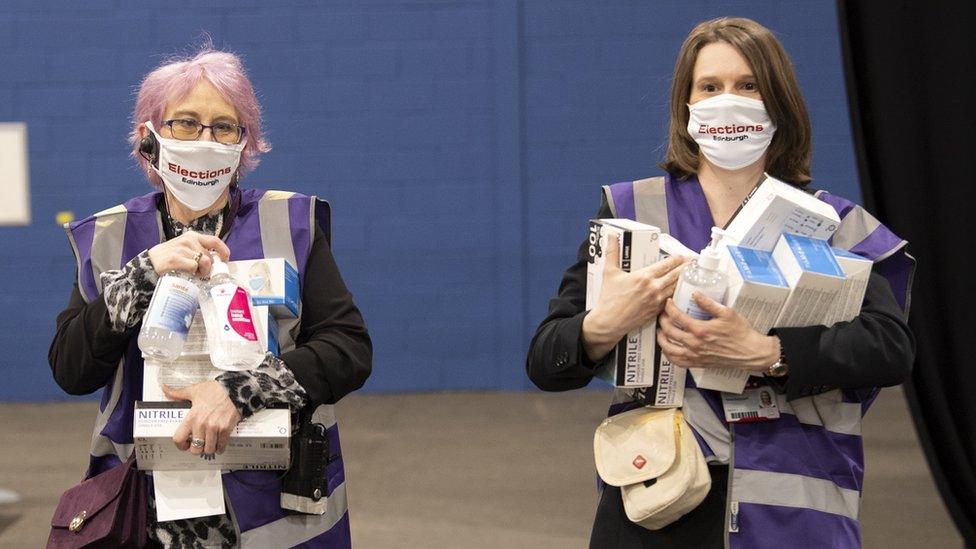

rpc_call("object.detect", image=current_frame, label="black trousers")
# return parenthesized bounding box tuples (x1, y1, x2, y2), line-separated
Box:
(589, 464, 728, 549)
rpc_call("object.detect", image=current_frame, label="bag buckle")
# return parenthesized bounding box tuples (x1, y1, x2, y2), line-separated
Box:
(68, 510, 87, 532)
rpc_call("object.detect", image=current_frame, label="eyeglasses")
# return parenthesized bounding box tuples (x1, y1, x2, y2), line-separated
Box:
(162, 119, 246, 145)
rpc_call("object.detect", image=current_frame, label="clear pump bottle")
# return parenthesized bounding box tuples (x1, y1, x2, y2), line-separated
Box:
(198, 252, 264, 371)
(138, 270, 200, 361)
(672, 227, 729, 320)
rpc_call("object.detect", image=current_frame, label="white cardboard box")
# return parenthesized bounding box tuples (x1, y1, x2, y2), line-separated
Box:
(690, 244, 792, 394)
(724, 175, 840, 252)
(772, 234, 847, 328)
(585, 219, 661, 387)
(724, 244, 793, 336)
(658, 233, 699, 260)
(133, 402, 290, 471)
(227, 258, 300, 319)
(646, 348, 687, 407)
(826, 248, 872, 324)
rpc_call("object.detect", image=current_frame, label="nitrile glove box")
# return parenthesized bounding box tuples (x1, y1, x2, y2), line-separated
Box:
(636, 233, 697, 405)
(585, 219, 661, 387)
(725, 245, 792, 334)
(646, 348, 687, 408)
(133, 402, 290, 471)
(772, 234, 846, 328)
(724, 175, 840, 252)
(227, 258, 299, 319)
(826, 248, 872, 324)
(691, 245, 791, 394)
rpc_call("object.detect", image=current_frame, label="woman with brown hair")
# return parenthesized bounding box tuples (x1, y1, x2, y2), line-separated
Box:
(526, 17, 914, 548)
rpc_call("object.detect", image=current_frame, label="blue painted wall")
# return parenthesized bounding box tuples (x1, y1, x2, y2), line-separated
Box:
(0, 1, 859, 401)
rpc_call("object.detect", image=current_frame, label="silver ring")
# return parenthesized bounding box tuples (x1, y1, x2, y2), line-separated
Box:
(190, 438, 205, 449)
(194, 251, 203, 264)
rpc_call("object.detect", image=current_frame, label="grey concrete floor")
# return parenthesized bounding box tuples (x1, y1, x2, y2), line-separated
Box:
(0, 387, 963, 548)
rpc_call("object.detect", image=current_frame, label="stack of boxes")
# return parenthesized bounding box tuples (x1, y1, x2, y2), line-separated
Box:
(585, 219, 661, 389)
(587, 175, 872, 399)
(135, 258, 300, 471)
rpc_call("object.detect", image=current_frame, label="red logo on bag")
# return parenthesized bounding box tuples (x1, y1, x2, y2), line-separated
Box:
(633, 455, 647, 469)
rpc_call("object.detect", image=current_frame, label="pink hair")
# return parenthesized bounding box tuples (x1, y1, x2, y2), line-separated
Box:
(130, 47, 270, 188)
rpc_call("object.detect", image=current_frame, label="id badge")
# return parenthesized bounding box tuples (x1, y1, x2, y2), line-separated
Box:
(721, 386, 780, 423)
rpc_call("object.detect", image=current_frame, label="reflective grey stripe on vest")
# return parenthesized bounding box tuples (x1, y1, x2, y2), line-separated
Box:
(815, 190, 907, 264)
(240, 482, 348, 548)
(258, 191, 302, 353)
(827, 202, 880, 252)
(602, 177, 670, 235)
(633, 177, 670, 235)
(776, 390, 862, 436)
(91, 207, 128, 291)
(65, 227, 89, 302)
(682, 388, 731, 463)
(89, 359, 134, 460)
(733, 469, 860, 521)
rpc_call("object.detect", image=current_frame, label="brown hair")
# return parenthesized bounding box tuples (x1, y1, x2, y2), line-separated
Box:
(659, 17, 812, 186)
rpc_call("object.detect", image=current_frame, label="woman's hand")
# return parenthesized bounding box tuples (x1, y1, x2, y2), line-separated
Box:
(656, 293, 780, 372)
(582, 236, 687, 362)
(164, 381, 242, 455)
(147, 232, 231, 278)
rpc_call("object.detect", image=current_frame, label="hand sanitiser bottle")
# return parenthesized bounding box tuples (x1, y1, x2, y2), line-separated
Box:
(199, 252, 264, 371)
(138, 271, 200, 361)
(672, 227, 729, 320)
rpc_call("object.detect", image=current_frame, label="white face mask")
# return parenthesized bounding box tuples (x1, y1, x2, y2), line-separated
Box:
(145, 121, 245, 211)
(686, 94, 776, 170)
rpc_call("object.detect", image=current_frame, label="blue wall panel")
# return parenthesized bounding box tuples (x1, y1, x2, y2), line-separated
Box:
(0, 1, 860, 401)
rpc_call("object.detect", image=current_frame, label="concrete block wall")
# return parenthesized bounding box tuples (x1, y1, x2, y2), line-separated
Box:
(0, 1, 859, 400)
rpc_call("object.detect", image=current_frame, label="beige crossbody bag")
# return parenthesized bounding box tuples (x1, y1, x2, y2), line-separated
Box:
(594, 407, 711, 530)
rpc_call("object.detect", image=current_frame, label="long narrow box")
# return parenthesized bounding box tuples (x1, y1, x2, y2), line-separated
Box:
(646, 349, 686, 407)
(724, 175, 840, 252)
(691, 245, 791, 394)
(227, 258, 300, 319)
(772, 234, 846, 328)
(134, 402, 290, 471)
(586, 219, 661, 387)
(645, 233, 698, 406)
(826, 248, 872, 324)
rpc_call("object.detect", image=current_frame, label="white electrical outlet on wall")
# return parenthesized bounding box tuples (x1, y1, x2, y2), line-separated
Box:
(0, 123, 30, 226)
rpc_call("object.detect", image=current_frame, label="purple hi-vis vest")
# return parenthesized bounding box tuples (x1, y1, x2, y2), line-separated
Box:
(602, 174, 914, 549)
(64, 188, 351, 548)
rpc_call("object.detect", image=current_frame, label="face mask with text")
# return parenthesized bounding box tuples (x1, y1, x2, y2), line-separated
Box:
(687, 94, 776, 170)
(145, 120, 245, 211)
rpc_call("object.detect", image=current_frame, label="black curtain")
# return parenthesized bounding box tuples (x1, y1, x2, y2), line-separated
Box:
(838, 1, 976, 545)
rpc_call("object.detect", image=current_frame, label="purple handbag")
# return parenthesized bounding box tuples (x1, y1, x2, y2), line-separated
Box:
(47, 453, 149, 548)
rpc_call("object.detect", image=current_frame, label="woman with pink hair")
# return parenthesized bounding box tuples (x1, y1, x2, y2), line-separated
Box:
(49, 46, 371, 547)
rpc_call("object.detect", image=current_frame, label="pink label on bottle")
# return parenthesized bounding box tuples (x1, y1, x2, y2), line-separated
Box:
(226, 287, 258, 341)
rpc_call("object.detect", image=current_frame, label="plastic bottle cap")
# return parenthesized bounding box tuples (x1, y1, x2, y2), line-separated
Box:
(210, 252, 230, 276)
(698, 227, 725, 271)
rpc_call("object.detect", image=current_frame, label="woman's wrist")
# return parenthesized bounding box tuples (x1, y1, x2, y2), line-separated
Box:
(749, 334, 782, 373)
(581, 308, 621, 362)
